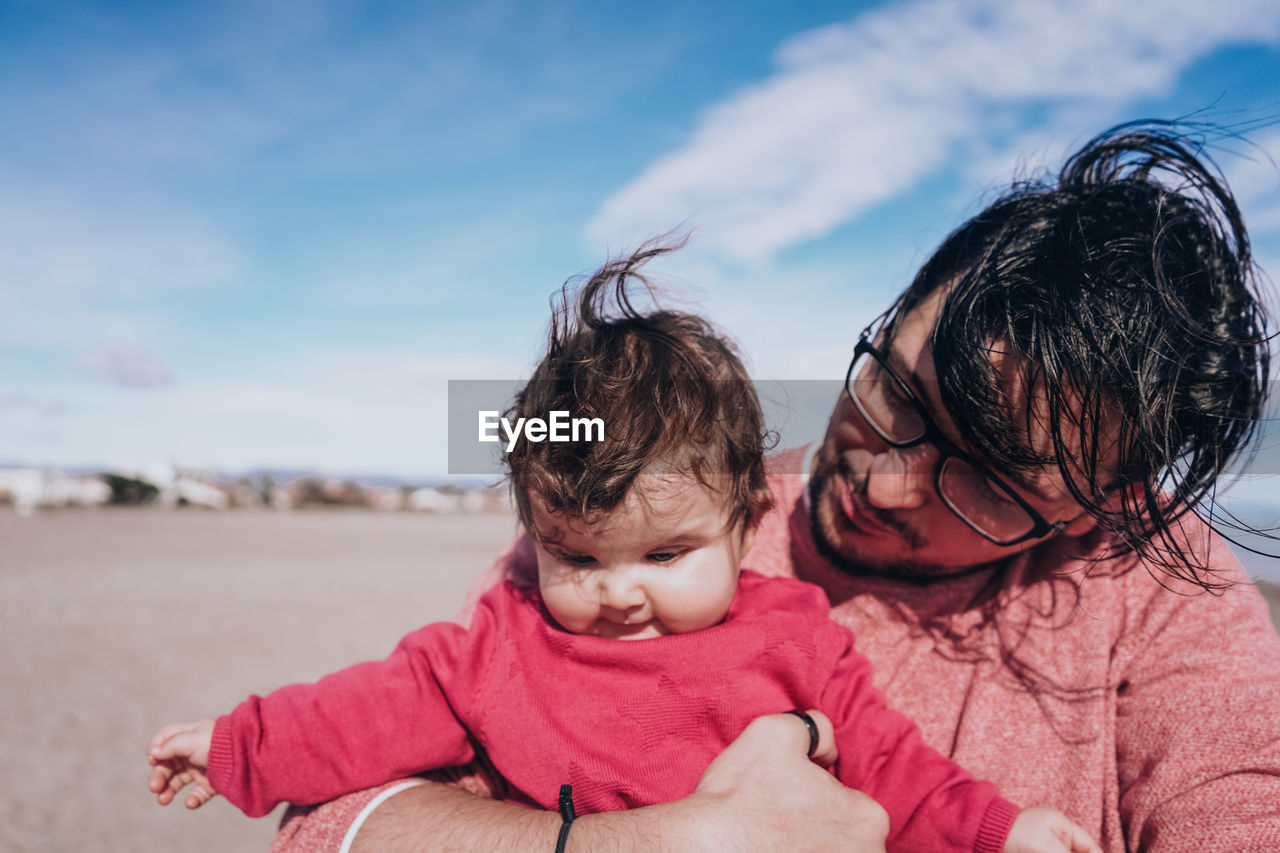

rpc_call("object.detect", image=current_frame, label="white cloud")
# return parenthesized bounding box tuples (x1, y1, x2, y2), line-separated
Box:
(0, 179, 243, 347)
(0, 394, 72, 420)
(72, 346, 175, 390)
(1222, 130, 1280, 236)
(589, 0, 1280, 263)
(144, 349, 524, 475)
(0, 347, 528, 477)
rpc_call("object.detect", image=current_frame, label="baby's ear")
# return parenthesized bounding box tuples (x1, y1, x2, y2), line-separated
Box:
(740, 486, 774, 552)
(739, 507, 768, 554)
(508, 535, 540, 587)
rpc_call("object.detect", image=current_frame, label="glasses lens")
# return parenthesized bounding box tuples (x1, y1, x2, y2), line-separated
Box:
(848, 352, 926, 444)
(938, 457, 1035, 544)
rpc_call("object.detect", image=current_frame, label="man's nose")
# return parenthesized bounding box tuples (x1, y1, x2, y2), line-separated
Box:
(597, 569, 645, 610)
(864, 444, 936, 510)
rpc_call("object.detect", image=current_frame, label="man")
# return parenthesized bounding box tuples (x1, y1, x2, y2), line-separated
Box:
(272, 122, 1280, 851)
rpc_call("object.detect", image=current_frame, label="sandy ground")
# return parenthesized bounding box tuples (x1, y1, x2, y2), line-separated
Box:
(3, 508, 1278, 852)
(1, 508, 520, 853)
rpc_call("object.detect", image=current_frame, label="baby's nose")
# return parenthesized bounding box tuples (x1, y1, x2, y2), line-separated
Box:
(598, 571, 645, 610)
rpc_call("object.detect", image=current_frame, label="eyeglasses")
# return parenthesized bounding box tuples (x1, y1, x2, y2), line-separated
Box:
(844, 335, 1070, 546)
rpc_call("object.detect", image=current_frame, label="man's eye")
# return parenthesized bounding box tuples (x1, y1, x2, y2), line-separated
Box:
(648, 551, 682, 563)
(883, 377, 915, 408)
(975, 475, 1018, 507)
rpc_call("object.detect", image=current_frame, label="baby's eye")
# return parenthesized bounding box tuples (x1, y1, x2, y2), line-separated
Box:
(560, 554, 596, 566)
(648, 551, 683, 564)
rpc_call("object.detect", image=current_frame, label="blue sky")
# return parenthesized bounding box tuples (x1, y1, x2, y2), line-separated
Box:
(3, 0, 1280, 485)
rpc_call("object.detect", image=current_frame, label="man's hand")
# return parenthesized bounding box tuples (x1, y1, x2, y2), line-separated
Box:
(1004, 806, 1102, 853)
(147, 718, 218, 810)
(668, 710, 888, 852)
(349, 711, 889, 853)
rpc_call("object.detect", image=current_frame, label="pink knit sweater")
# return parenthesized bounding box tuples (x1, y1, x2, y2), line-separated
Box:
(272, 446, 1280, 852)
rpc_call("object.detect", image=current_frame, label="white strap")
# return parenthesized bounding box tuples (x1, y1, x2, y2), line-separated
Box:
(338, 779, 427, 853)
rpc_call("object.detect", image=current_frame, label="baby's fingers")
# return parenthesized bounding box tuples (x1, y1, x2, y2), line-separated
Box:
(148, 721, 199, 756)
(150, 763, 212, 808)
(1053, 815, 1102, 853)
(148, 763, 174, 798)
(148, 719, 214, 765)
(183, 780, 217, 810)
(149, 763, 188, 807)
(1062, 824, 1102, 853)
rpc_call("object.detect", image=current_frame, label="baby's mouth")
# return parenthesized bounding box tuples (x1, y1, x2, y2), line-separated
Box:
(594, 615, 661, 639)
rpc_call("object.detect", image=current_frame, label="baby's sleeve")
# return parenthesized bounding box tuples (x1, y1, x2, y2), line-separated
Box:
(821, 629, 1019, 853)
(207, 589, 506, 818)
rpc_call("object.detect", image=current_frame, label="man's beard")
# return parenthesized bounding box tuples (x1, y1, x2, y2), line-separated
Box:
(806, 453, 1000, 585)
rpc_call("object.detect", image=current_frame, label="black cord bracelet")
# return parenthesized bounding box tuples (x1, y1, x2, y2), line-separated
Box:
(555, 784, 577, 853)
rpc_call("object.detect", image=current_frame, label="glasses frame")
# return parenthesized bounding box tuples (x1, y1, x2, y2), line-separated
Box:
(844, 334, 1069, 547)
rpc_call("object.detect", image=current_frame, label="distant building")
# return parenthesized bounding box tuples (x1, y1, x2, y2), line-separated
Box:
(108, 461, 230, 509)
(369, 488, 406, 512)
(0, 469, 111, 516)
(407, 486, 462, 513)
(405, 484, 509, 513)
(1, 461, 511, 516)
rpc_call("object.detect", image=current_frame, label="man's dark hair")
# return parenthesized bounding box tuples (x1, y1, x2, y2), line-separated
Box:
(883, 120, 1272, 589)
(504, 239, 774, 539)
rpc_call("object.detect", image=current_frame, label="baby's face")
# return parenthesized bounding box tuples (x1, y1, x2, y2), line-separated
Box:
(531, 474, 753, 640)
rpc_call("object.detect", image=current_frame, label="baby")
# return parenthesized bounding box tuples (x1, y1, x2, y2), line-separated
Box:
(148, 243, 1099, 853)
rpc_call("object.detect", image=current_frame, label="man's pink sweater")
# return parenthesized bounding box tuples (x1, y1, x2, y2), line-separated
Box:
(272, 447, 1280, 852)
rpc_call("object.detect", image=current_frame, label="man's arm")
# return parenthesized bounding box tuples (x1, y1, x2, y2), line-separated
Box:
(1114, 538, 1280, 850)
(347, 782, 559, 852)
(347, 713, 889, 853)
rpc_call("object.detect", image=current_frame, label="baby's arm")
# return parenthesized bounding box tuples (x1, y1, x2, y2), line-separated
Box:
(147, 719, 217, 809)
(819, 628, 1100, 852)
(145, 589, 505, 818)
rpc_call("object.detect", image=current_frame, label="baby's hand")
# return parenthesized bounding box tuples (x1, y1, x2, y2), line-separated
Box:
(147, 719, 217, 809)
(1004, 806, 1102, 853)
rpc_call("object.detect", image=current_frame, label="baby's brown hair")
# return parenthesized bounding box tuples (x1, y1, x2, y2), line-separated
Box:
(504, 238, 774, 538)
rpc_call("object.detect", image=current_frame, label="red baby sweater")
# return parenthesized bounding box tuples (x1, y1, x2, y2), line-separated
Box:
(209, 570, 1018, 852)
